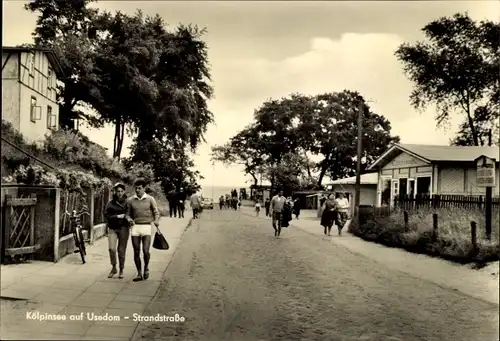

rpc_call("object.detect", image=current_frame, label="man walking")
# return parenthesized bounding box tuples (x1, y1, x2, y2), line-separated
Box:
(167, 189, 177, 218)
(264, 197, 271, 217)
(127, 178, 160, 282)
(190, 191, 201, 219)
(178, 187, 186, 218)
(270, 189, 286, 237)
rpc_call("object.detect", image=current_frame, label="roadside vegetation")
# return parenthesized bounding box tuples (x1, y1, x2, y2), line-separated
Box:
(350, 208, 500, 264)
(1, 120, 168, 214)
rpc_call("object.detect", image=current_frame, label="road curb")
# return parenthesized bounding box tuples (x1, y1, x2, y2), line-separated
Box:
(129, 217, 193, 341)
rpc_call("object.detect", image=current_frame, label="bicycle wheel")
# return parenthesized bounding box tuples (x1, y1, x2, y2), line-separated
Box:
(78, 229, 87, 256)
(76, 228, 86, 264)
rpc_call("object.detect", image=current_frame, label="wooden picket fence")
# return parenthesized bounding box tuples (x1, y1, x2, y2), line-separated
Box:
(394, 194, 500, 211)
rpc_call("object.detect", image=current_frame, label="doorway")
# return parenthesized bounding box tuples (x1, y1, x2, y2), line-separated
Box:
(380, 178, 391, 206)
(399, 178, 408, 199)
(408, 179, 415, 198)
(390, 180, 399, 207)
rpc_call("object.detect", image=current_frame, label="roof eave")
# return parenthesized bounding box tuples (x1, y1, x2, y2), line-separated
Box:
(367, 143, 432, 171)
(3, 46, 65, 78)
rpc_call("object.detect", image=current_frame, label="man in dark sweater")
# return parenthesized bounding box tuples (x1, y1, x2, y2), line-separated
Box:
(167, 189, 177, 218)
(127, 178, 160, 282)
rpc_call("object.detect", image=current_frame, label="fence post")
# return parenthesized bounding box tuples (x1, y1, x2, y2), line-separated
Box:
(432, 213, 438, 239)
(4, 195, 12, 252)
(470, 221, 478, 256)
(29, 194, 36, 260)
(403, 211, 409, 230)
(88, 188, 95, 244)
(53, 189, 60, 262)
(432, 195, 440, 209)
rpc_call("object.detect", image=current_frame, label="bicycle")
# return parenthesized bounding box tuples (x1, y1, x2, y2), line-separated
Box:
(64, 208, 90, 264)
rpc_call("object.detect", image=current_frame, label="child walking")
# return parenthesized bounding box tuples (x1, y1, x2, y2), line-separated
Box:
(255, 201, 261, 217)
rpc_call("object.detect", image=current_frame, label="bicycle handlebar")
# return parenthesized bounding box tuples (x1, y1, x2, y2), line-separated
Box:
(64, 210, 91, 218)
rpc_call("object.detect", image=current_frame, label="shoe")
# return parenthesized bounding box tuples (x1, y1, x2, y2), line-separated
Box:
(143, 269, 149, 280)
(118, 270, 124, 279)
(133, 274, 143, 282)
(108, 268, 117, 278)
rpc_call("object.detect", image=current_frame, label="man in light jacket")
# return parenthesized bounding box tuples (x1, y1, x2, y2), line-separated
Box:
(270, 189, 286, 237)
(190, 192, 201, 219)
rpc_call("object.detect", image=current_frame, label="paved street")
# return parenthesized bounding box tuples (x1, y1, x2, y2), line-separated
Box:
(133, 210, 499, 341)
(0, 216, 191, 341)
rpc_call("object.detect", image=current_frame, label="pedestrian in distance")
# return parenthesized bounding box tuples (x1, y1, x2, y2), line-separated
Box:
(126, 178, 160, 282)
(167, 189, 177, 218)
(219, 195, 224, 210)
(335, 193, 350, 235)
(104, 182, 133, 279)
(320, 193, 336, 236)
(254, 200, 261, 217)
(293, 198, 301, 219)
(177, 188, 186, 218)
(264, 197, 271, 217)
(270, 189, 286, 237)
(190, 192, 201, 218)
(281, 197, 293, 228)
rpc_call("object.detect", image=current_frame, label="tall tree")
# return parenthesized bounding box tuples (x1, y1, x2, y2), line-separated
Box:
(395, 13, 500, 146)
(26, 2, 214, 159)
(83, 11, 214, 158)
(302, 91, 399, 186)
(214, 91, 399, 190)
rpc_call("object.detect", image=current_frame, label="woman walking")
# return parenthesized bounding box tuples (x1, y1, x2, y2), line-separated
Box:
(335, 193, 350, 235)
(104, 183, 132, 279)
(320, 194, 337, 236)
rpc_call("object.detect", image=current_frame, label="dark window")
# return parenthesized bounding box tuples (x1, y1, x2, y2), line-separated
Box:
(30, 96, 38, 122)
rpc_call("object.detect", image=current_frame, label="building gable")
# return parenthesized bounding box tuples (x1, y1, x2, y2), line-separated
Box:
(381, 151, 430, 170)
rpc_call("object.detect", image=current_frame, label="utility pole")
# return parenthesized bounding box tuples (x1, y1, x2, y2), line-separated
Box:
(485, 130, 493, 240)
(354, 100, 364, 225)
(212, 161, 215, 200)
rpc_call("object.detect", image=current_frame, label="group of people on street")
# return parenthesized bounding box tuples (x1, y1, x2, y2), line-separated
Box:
(261, 196, 301, 219)
(319, 193, 350, 236)
(256, 190, 350, 237)
(167, 189, 186, 218)
(104, 179, 160, 282)
(218, 192, 241, 210)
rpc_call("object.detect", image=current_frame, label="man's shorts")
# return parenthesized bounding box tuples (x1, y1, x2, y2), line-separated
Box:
(272, 212, 282, 228)
(131, 223, 152, 237)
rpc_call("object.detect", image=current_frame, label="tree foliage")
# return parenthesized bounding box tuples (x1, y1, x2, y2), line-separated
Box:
(212, 91, 399, 190)
(395, 12, 500, 146)
(126, 139, 202, 196)
(25, 0, 214, 160)
(25, 0, 212, 191)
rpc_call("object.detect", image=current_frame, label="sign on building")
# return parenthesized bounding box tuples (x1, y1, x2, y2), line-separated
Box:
(475, 155, 496, 187)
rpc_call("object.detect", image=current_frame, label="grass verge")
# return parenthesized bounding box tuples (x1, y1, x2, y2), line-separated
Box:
(349, 207, 500, 264)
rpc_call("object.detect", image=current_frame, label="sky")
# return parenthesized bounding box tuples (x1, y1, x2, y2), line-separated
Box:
(3, 1, 499, 187)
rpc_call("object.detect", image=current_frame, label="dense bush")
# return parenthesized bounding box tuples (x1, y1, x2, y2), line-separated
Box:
(1, 120, 168, 211)
(350, 207, 500, 264)
(43, 129, 126, 178)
